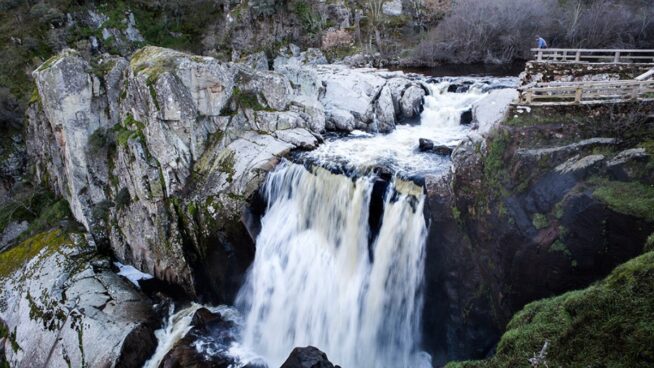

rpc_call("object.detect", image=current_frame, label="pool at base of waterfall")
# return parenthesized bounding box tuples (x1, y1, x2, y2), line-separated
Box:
(145, 75, 518, 368)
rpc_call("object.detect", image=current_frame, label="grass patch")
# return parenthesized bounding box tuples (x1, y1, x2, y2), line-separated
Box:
(592, 179, 654, 221)
(447, 251, 654, 368)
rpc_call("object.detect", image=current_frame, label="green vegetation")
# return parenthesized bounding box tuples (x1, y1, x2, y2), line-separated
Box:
(0, 230, 70, 279)
(115, 187, 131, 210)
(592, 179, 654, 222)
(549, 240, 572, 257)
(0, 187, 71, 236)
(231, 87, 268, 111)
(483, 129, 511, 196)
(447, 251, 654, 368)
(532, 213, 549, 230)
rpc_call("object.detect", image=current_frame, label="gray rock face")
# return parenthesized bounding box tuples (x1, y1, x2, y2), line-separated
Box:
(27, 47, 325, 298)
(0, 230, 156, 368)
(27, 45, 428, 299)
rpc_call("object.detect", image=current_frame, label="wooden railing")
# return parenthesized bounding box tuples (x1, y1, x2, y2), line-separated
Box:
(518, 80, 654, 106)
(533, 48, 654, 64)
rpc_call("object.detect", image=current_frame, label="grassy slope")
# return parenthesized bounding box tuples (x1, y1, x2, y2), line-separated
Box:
(447, 248, 654, 368)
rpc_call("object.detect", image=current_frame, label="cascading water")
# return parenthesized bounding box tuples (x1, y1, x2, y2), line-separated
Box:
(143, 76, 518, 368)
(235, 163, 429, 368)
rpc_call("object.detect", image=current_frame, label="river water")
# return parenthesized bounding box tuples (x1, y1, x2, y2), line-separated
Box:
(144, 75, 517, 368)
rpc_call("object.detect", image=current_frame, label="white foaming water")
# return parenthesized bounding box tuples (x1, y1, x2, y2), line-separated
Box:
(235, 163, 430, 368)
(306, 82, 488, 177)
(143, 304, 203, 368)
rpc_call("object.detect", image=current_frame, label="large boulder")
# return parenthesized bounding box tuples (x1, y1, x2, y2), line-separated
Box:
(280, 347, 338, 368)
(0, 230, 157, 368)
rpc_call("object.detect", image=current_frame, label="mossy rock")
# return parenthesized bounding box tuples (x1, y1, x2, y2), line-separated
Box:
(446, 251, 654, 368)
(0, 230, 71, 280)
(591, 178, 654, 222)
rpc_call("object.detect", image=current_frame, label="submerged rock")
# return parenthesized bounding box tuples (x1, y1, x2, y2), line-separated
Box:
(419, 138, 453, 156)
(460, 109, 473, 125)
(280, 347, 338, 368)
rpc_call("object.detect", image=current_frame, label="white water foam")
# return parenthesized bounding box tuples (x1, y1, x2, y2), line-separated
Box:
(235, 163, 430, 368)
(305, 82, 488, 177)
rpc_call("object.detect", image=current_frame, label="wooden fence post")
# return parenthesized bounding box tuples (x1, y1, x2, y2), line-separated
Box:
(537, 50, 543, 62)
(575, 87, 583, 103)
(575, 50, 581, 62)
(614, 51, 621, 63)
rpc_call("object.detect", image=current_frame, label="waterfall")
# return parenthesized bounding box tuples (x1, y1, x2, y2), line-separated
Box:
(143, 304, 203, 368)
(235, 162, 430, 368)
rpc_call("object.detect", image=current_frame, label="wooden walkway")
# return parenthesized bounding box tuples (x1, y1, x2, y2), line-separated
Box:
(518, 80, 654, 106)
(533, 48, 654, 64)
(518, 49, 654, 106)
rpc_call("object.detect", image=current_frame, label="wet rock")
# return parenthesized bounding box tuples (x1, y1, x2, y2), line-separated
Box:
(419, 138, 435, 151)
(460, 109, 473, 125)
(433, 145, 454, 156)
(471, 88, 519, 135)
(400, 85, 426, 119)
(280, 346, 338, 368)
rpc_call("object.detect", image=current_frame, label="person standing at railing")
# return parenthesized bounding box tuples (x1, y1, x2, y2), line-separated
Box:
(536, 36, 548, 49)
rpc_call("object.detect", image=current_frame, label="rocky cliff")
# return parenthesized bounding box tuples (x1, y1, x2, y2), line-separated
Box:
(25, 45, 426, 302)
(424, 101, 654, 364)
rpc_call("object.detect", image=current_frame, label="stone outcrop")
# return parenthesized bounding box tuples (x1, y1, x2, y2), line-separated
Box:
(0, 230, 157, 368)
(26, 46, 428, 301)
(26, 46, 329, 300)
(274, 49, 427, 133)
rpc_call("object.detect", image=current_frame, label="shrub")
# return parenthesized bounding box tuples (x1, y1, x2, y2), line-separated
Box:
(415, 0, 654, 64)
(322, 29, 354, 50)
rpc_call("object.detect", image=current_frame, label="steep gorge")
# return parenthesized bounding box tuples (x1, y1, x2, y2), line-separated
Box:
(2, 41, 653, 368)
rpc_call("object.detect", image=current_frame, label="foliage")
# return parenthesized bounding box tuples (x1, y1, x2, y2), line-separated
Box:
(322, 29, 354, 49)
(415, 0, 654, 63)
(447, 251, 654, 368)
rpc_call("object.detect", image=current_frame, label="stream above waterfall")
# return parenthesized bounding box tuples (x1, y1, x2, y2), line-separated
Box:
(146, 75, 518, 368)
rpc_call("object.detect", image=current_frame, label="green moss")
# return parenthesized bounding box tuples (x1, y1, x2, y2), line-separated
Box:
(549, 240, 572, 257)
(638, 140, 654, 155)
(645, 233, 654, 253)
(532, 213, 549, 230)
(35, 53, 62, 72)
(448, 251, 654, 368)
(483, 129, 511, 196)
(592, 179, 654, 221)
(219, 150, 236, 183)
(115, 187, 131, 210)
(0, 230, 70, 279)
(452, 206, 462, 221)
(230, 87, 270, 111)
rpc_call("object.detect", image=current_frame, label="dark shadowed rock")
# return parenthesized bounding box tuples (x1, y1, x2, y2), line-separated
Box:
(433, 145, 453, 156)
(419, 138, 453, 156)
(280, 346, 338, 368)
(460, 109, 473, 125)
(419, 138, 435, 151)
